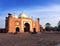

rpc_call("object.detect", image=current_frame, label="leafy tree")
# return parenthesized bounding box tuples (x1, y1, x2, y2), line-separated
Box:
(54, 26, 58, 31)
(57, 21, 60, 31)
(45, 23, 51, 31)
(58, 21, 60, 26)
(45, 23, 51, 27)
(51, 26, 58, 31)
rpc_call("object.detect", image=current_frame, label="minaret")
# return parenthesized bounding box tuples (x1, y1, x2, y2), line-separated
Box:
(5, 13, 12, 32)
(8, 13, 12, 18)
(37, 18, 40, 23)
(37, 18, 40, 32)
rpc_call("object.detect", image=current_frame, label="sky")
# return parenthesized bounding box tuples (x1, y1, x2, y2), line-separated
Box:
(0, 0, 60, 28)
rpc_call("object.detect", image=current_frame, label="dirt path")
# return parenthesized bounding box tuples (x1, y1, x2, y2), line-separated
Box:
(0, 33, 60, 46)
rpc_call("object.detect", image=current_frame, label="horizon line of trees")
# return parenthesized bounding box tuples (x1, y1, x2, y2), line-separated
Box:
(41, 21, 60, 31)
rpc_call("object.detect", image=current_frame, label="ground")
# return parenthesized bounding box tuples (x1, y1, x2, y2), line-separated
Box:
(0, 32, 60, 46)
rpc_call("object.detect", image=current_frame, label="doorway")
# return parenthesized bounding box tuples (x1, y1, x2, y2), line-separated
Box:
(24, 23, 30, 32)
(33, 28, 36, 33)
(16, 27, 19, 33)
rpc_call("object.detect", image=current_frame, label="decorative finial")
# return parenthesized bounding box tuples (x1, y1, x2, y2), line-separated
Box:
(37, 18, 39, 21)
(8, 13, 12, 15)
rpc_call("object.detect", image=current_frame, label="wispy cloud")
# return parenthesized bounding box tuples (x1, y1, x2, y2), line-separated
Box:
(0, 4, 60, 28)
(0, 16, 5, 28)
(23, 4, 60, 27)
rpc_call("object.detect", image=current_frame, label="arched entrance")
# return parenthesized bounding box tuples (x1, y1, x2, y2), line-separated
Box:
(16, 27, 20, 33)
(33, 28, 37, 33)
(24, 23, 30, 32)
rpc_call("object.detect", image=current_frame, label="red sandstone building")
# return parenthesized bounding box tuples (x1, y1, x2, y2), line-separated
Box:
(5, 12, 40, 33)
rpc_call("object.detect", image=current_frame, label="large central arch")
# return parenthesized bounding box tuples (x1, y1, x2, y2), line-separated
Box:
(24, 23, 30, 32)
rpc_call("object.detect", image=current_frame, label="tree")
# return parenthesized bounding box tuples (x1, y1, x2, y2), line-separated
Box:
(45, 23, 51, 27)
(45, 23, 51, 31)
(58, 21, 60, 26)
(50, 26, 58, 31)
(57, 21, 60, 31)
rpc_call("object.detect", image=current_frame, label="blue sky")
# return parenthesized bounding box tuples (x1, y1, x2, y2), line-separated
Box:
(0, 0, 60, 28)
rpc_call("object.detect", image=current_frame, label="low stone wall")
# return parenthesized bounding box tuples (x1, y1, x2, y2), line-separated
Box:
(0, 28, 7, 33)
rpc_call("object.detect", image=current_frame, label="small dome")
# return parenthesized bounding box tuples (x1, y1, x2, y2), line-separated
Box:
(12, 14, 18, 18)
(19, 12, 27, 18)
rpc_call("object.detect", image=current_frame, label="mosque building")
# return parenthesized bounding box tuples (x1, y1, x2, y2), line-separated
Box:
(5, 12, 40, 33)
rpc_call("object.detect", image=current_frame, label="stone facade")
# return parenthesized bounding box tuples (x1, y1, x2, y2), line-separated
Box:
(5, 12, 40, 33)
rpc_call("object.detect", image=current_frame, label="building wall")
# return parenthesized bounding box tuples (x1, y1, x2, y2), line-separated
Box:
(32, 21, 40, 32)
(5, 14, 40, 33)
(22, 18, 33, 32)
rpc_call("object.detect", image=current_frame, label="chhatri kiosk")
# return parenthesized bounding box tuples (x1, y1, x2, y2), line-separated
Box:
(5, 12, 40, 33)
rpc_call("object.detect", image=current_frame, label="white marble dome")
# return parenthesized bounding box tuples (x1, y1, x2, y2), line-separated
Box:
(12, 14, 18, 18)
(19, 12, 27, 18)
